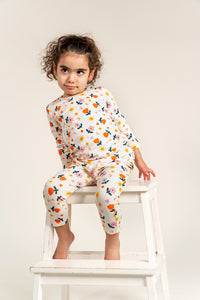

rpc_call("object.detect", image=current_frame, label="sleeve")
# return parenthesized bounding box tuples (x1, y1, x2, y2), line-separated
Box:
(46, 103, 72, 169)
(103, 87, 140, 150)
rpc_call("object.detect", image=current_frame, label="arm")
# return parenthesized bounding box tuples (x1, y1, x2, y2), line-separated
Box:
(133, 146, 156, 180)
(103, 87, 140, 151)
(103, 87, 156, 180)
(46, 103, 72, 169)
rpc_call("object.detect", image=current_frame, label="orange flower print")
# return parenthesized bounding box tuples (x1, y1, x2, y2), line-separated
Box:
(58, 175, 67, 181)
(58, 149, 63, 156)
(82, 108, 91, 115)
(55, 105, 61, 111)
(48, 187, 54, 195)
(111, 155, 117, 160)
(93, 138, 102, 146)
(55, 219, 61, 224)
(119, 174, 126, 179)
(99, 117, 106, 124)
(107, 204, 114, 210)
(93, 102, 98, 108)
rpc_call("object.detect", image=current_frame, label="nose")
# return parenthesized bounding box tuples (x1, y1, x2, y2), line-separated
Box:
(67, 71, 75, 83)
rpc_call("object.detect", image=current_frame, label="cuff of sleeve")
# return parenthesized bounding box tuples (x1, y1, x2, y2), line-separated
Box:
(128, 137, 140, 150)
(131, 143, 140, 150)
(128, 140, 140, 150)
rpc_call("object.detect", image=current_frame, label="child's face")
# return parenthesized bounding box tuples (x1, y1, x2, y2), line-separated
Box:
(53, 51, 95, 98)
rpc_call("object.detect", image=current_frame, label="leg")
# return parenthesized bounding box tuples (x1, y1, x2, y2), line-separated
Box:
(52, 222, 74, 259)
(95, 160, 132, 260)
(105, 232, 120, 260)
(43, 164, 96, 259)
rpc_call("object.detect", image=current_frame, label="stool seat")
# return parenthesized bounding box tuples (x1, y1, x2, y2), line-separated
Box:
(71, 179, 158, 193)
(30, 179, 170, 300)
(65, 179, 158, 205)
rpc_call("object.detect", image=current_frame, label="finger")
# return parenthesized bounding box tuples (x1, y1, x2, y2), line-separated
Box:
(147, 170, 152, 181)
(148, 168, 156, 177)
(145, 170, 150, 180)
(152, 170, 156, 177)
(139, 171, 142, 178)
(145, 172, 150, 181)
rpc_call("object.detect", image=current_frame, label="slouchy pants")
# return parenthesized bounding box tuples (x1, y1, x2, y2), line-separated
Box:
(43, 155, 134, 235)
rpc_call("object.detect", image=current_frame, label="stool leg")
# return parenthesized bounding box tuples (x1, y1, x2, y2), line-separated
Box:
(146, 276, 158, 300)
(151, 188, 170, 300)
(160, 262, 170, 300)
(33, 274, 43, 300)
(151, 188, 165, 255)
(61, 285, 70, 300)
(141, 192, 156, 265)
(61, 204, 71, 300)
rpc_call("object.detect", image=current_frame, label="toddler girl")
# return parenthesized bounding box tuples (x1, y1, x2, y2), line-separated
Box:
(41, 34, 156, 260)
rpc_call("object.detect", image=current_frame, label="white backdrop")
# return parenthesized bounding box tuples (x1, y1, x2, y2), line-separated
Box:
(0, 0, 200, 299)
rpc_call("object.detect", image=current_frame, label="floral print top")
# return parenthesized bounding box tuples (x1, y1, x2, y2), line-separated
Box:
(46, 85, 140, 168)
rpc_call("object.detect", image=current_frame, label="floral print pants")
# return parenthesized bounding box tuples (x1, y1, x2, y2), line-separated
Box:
(43, 155, 134, 234)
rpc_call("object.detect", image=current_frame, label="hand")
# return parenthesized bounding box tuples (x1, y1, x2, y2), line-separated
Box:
(134, 158, 156, 180)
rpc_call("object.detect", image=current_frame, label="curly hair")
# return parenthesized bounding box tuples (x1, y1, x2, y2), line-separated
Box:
(40, 34, 103, 85)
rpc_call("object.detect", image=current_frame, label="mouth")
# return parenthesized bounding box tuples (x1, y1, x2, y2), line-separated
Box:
(66, 85, 76, 90)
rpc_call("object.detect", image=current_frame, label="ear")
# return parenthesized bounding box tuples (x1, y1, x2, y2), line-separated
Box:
(52, 61, 57, 77)
(88, 67, 96, 82)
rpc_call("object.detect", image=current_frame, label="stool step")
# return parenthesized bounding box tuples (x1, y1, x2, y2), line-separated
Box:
(30, 252, 164, 276)
(67, 250, 151, 261)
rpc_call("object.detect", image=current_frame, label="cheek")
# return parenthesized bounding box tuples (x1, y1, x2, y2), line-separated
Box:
(57, 78, 63, 86)
(57, 78, 66, 90)
(79, 75, 88, 84)
(58, 74, 67, 83)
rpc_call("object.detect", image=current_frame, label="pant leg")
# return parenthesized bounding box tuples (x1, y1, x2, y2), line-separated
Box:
(95, 161, 133, 234)
(43, 164, 96, 227)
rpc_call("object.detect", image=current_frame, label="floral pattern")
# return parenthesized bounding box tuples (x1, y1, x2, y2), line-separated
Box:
(43, 85, 140, 234)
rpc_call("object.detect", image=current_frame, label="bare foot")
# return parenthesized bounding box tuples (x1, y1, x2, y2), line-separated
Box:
(104, 233, 120, 260)
(52, 231, 75, 259)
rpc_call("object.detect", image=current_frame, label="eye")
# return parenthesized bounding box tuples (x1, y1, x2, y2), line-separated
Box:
(61, 68, 68, 73)
(77, 70, 84, 75)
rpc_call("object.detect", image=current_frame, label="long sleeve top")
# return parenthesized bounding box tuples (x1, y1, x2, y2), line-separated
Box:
(46, 85, 140, 169)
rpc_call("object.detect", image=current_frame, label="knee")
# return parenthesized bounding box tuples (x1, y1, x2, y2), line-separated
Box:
(95, 188, 119, 204)
(96, 190, 119, 217)
(95, 190, 107, 205)
(42, 176, 57, 200)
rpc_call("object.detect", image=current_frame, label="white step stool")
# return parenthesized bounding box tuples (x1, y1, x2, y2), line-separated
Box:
(30, 179, 170, 300)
